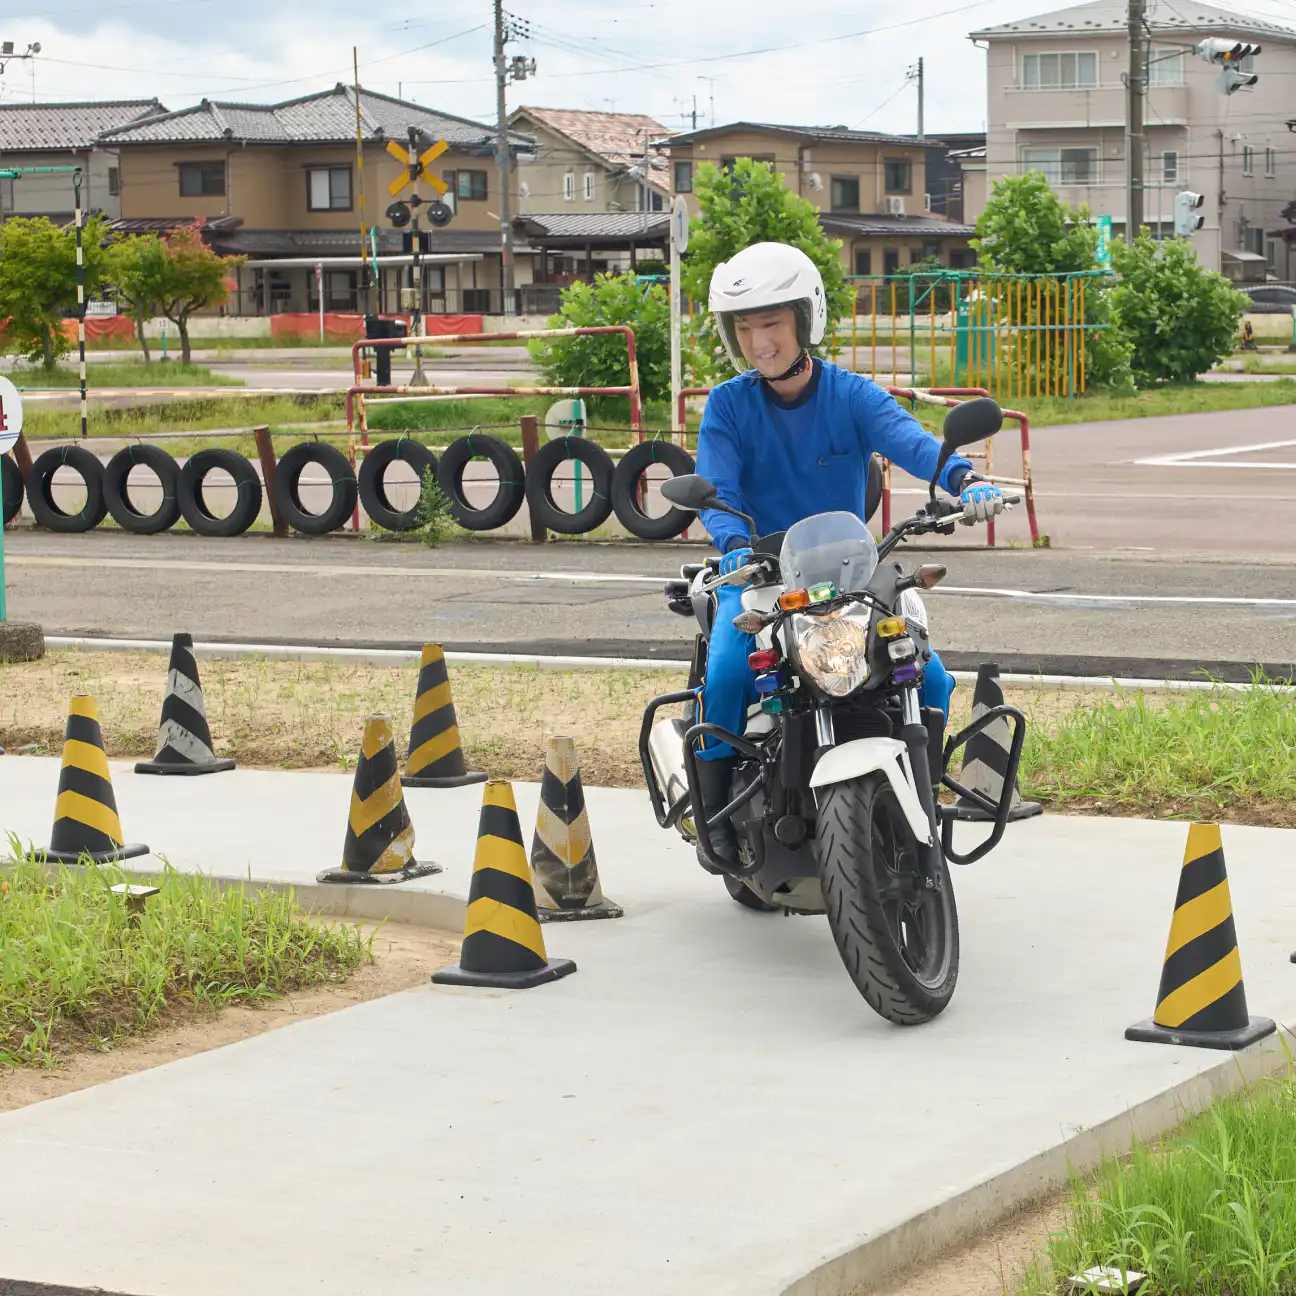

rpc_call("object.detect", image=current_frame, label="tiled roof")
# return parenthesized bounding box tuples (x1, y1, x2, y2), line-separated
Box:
(514, 106, 670, 183)
(820, 213, 976, 237)
(0, 99, 166, 151)
(659, 121, 931, 148)
(102, 85, 532, 151)
(514, 211, 670, 243)
(971, 0, 1294, 38)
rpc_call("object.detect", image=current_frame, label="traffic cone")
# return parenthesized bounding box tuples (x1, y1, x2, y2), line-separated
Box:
(1126, 824, 1274, 1051)
(135, 633, 235, 776)
(433, 779, 577, 989)
(531, 735, 621, 921)
(401, 644, 487, 789)
(41, 695, 149, 865)
(318, 714, 443, 885)
(954, 663, 1042, 822)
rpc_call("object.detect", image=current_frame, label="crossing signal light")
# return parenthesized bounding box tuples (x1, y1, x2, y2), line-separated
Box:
(1195, 38, 1261, 92)
(1175, 191, 1205, 237)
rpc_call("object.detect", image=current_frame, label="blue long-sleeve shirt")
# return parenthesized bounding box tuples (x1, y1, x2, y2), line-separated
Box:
(695, 361, 974, 552)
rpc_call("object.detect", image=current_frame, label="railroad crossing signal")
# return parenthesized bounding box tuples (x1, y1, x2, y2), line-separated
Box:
(386, 136, 448, 198)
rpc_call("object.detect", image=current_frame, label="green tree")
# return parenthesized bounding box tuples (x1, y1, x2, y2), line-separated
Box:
(529, 272, 671, 410)
(1109, 232, 1246, 386)
(972, 172, 1133, 392)
(0, 215, 111, 369)
(682, 158, 852, 384)
(106, 233, 169, 362)
(154, 223, 243, 364)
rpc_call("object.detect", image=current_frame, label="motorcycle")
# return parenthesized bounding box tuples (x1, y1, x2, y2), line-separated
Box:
(639, 397, 1029, 1025)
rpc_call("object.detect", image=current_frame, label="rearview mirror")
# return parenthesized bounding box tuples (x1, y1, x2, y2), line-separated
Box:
(660, 473, 717, 511)
(941, 396, 1003, 450)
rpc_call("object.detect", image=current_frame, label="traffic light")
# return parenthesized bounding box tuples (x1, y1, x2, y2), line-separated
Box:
(1175, 191, 1205, 236)
(1194, 38, 1261, 92)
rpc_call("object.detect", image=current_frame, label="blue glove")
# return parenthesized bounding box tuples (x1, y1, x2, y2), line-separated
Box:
(719, 545, 753, 577)
(959, 480, 1003, 523)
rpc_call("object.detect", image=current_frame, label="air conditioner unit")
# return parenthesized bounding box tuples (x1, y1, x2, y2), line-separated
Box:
(885, 195, 906, 215)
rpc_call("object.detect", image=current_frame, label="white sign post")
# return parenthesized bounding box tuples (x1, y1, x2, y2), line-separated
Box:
(0, 375, 25, 623)
(316, 263, 325, 342)
(545, 397, 588, 510)
(669, 195, 689, 441)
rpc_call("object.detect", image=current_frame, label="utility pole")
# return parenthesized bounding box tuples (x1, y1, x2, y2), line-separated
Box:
(916, 58, 924, 136)
(691, 94, 698, 130)
(1126, 0, 1146, 239)
(492, 0, 513, 317)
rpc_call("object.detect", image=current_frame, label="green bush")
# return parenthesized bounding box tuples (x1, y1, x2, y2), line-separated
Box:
(529, 273, 671, 408)
(1109, 232, 1247, 386)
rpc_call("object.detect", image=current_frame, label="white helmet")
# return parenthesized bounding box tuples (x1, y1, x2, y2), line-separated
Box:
(708, 241, 828, 374)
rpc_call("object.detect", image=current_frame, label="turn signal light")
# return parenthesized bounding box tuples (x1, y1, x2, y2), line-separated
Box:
(876, 616, 907, 639)
(778, 589, 810, 611)
(732, 611, 764, 634)
(748, 648, 779, 672)
(916, 563, 946, 590)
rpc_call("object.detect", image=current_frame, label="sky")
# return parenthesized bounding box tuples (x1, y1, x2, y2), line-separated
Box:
(2, 0, 1296, 136)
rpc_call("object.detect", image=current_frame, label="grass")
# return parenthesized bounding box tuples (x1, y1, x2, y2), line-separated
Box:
(5, 361, 242, 389)
(1239, 354, 1296, 375)
(1017, 1066, 1296, 1295)
(0, 847, 372, 1067)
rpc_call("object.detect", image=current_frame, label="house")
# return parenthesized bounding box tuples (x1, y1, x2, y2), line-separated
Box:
(660, 121, 976, 279)
(925, 132, 987, 222)
(950, 144, 989, 224)
(971, 0, 1296, 278)
(100, 84, 535, 315)
(0, 99, 166, 221)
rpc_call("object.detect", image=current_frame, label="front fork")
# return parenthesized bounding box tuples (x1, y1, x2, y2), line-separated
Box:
(897, 690, 948, 887)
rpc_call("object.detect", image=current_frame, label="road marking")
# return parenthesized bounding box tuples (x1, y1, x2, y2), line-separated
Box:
(1134, 438, 1296, 470)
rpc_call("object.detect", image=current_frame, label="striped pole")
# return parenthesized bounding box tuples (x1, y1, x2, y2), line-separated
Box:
(73, 169, 86, 440)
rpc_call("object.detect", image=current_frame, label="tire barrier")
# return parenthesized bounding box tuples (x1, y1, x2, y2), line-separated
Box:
(318, 713, 443, 886)
(26, 445, 108, 533)
(272, 441, 358, 537)
(402, 643, 486, 789)
(432, 778, 578, 990)
(525, 436, 616, 536)
(953, 663, 1042, 823)
(104, 444, 181, 536)
(611, 440, 696, 542)
(38, 694, 149, 865)
(531, 735, 621, 922)
(436, 432, 526, 532)
(135, 632, 236, 776)
(1125, 823, 1275, 1051)
(357, 437, 438, 532)
(1, 453, 21, 526)
(178, 448, 263, 538)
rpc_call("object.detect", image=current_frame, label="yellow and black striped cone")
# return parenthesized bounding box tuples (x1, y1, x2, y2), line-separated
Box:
(433, 780, 577, 989)
(1126, 824, 1274, 1051)
(954, 663, 1042, 822)
(401, 644, 487, 789)
(318, 714, 443, 886)
(42, 695, 149, 865)
(135, 632, 235, 776)
(531, 735, 621, 922)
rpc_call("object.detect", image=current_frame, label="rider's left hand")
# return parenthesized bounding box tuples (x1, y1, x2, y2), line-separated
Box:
(719, 545, 753, 577)
(959, 480, 1004, 523)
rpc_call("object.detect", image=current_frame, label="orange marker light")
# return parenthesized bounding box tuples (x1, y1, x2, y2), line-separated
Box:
(778, 589, 811, 611)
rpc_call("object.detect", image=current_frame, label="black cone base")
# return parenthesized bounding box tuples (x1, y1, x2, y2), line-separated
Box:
(538, 900, 624, 923)
(432, 956, 577, 989)
(316, 859, 443, 886)
(39, 842, 150, 865)
(401, 770, 488, 789)
(1125, 1015, 1276, 1052)
(954, 799, 1044, 824)
(135, 757, 236, 776)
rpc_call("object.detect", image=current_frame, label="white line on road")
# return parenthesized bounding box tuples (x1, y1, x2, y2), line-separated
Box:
(1134, 438, 1296, 469)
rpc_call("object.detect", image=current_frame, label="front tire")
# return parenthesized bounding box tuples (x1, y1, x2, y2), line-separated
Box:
(816, 773, 959, 1024)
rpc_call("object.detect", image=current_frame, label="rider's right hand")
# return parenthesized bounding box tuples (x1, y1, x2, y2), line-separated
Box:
(718, 545, 753, 577)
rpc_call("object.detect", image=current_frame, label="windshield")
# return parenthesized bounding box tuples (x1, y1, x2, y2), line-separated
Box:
(779, 511, 878, 592)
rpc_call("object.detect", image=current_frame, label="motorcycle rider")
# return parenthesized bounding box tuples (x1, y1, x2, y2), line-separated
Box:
(693, 241, 1004, 866)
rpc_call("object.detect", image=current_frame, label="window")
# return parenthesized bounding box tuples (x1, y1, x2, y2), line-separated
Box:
(455, 170, 487, 200)
(646, 189, 664, 211)
(563, 171, 575, 202)
(949, 247, 974, 269)
(883, 247, 901, 275)
(1266, 147, 1276, 178)
(1021, 50, 1098, 89)
(178, 161, 225, 198)
(1162, 151, 1178, 184)
(884, 159, 911, 194)
(1243, 146, 1254, 177)
(854, 248, 872, 276)
(1021, 147, 1097, 185)
(307, 166, 352, 211)
(310, 269, 357, 312)
(674, 160, 692, 193)
(831, 174, 860, 212)
(1267, 238, 1278, 270)
(719, 154, 775, 171)
(1148, 47, 1184, 86)
(583, 171, 595, 202)
(107, 166, 120, 197)
(1251, 227, 1265, 255)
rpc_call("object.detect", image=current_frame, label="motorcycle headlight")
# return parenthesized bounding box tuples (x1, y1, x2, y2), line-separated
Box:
(899, 588, 929, 633)
(791, 606, 872, 697)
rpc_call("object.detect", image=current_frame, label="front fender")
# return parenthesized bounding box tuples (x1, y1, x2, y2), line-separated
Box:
(809, 737, 933, 845)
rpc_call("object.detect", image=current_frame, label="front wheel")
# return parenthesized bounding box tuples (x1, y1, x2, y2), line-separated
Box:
(816, 773, 959, 1024)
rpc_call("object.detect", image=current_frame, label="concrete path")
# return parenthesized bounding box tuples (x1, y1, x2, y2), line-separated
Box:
(2, 757, 1296, 1295)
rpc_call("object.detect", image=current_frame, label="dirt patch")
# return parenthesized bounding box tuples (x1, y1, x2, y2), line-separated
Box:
(0, 918, 458, 1114)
